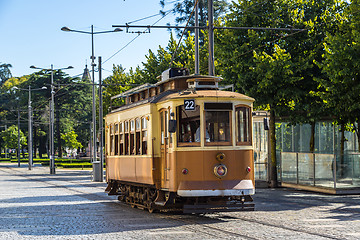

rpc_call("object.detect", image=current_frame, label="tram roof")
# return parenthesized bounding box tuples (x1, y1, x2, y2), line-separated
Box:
(158, 89, 255, 102)
(155, 74, 222, 86)
(108, 89, 254, 114)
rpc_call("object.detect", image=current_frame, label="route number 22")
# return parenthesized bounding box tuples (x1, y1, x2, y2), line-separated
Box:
(184, 99, 195, 111)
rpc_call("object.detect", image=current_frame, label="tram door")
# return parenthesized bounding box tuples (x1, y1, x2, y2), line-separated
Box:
(160, 109, 170, 188)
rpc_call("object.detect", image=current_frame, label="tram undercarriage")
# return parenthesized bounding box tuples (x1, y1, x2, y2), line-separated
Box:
(106, 180, 255, 214)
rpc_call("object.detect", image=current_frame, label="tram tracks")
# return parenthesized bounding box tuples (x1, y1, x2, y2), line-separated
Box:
(0, 166, 347, 239)
(159, 212, 342, 240)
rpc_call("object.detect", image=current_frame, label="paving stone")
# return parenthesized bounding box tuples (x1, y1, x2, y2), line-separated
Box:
(0, 163, 359, 240)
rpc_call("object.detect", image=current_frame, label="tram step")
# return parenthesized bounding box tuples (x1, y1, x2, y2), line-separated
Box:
(154, 201, 166, 206)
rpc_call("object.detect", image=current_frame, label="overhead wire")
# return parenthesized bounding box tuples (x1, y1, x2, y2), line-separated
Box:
(103, 6, 176, 65)
(169, 0, 199, 67)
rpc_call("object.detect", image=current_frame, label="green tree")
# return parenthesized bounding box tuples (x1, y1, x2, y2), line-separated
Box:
(215, 0, 347, 186)
(103, 65, 138, 115)
(1, 125, 27, 157)
(4, 70, 92, 158)
(139, 32, 207, 80)
(61, 131, 83, 150)
(282, 0, 348, 153)
(0, 63, 12, 85)
(251, 45, 299, 187)
(160, 0, 229, 41)
(320, 0, 360, 153)
(50, 71, 92, 157)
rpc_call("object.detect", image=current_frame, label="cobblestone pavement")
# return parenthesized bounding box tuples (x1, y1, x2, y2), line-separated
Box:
(1, 163, 360, 240)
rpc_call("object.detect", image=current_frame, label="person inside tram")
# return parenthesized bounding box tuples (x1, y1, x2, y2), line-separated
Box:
(195, 121, 210, 142)
(183, 129, 192, 142)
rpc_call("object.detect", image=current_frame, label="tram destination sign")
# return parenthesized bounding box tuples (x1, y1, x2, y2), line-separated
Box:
(184, 99, 196, 111)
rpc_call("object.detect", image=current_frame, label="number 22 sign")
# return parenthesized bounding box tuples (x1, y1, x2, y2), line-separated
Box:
(184, 99, 195, 111)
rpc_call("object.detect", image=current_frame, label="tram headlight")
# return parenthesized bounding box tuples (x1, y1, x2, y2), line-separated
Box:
(214, 164, 228, 178)
(216, 152, 226, 162)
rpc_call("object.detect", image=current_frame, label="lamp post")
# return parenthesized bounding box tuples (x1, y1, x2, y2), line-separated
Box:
(13, 85, 47, 170)
(61, 25, 122, 181)
(30, 65, 73, 174)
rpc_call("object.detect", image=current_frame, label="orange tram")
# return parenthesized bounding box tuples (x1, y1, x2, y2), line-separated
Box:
(105, 68, 255, 213)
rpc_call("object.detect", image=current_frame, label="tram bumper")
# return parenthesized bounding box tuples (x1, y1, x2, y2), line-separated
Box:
(177, 179, 254, 197)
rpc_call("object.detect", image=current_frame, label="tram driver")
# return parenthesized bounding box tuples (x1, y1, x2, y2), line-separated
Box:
(195, 121, 210, 142)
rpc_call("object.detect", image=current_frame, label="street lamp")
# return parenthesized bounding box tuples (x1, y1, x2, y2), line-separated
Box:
(30, 65, 73, 174)
(12, 85, 47, 170)
(61, 25, 122, 181)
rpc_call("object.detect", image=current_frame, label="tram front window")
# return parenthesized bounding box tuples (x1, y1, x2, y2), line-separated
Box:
(177, 105, 200, 145)
(205, 111, 231, 143)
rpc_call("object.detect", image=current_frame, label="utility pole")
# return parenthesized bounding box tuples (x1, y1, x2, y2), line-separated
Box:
(50, 65, 55, 174)
(4, 124, 7, 159)
(195, 0, 199, 75)
(61, 25, 122, 180)
(98, 56, 104, 182)
(112, 1, 303, 77)
(90, 25, 97, 166)
(30, 65, 72, 174)
(208, 0, 214, 76)
(28, 85, 33, 170)
(17, 108, 20, 167)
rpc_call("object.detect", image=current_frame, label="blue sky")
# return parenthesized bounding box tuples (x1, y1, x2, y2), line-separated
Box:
(0, 0, 177, 80)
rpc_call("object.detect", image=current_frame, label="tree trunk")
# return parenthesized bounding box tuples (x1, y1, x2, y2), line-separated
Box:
(22, 147, 25, 158)
(39, 133, 45, 158)
(34, 126, 37, 158)
(354, 120, 360, 152)
(269, 109, 278, 188)
(309, 121, 316, 153)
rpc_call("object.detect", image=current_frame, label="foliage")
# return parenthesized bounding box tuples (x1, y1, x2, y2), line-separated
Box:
(0, 69, 92, 157)
(140, 33, 193, 83)
(213, 0, 349, 185)
(160, 0, 229, 41)
(0, 63, 12, 85)
(319, 0, 360, 148)
(51, 71, 92, 153)
(103, 32, 208, 115)
(0, 125, 27, 149)
(251, 45, 299, 113)
(61, 131, 83, 149)
(103, 65, 138, 114)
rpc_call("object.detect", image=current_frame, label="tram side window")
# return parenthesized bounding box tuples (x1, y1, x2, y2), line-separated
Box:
(124, 121, 129, 155)
(130, 120, 135, 155)
(177, 105, 200, 144)
(105, 125, 109, 156)
(236, 106, 251, 145)
(115, 123, 119, 155)
(119, 122, 124, 155)
(110, 125, 114, 155)
(135, 118, 141, 155)
(141, 117, 148, 155)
